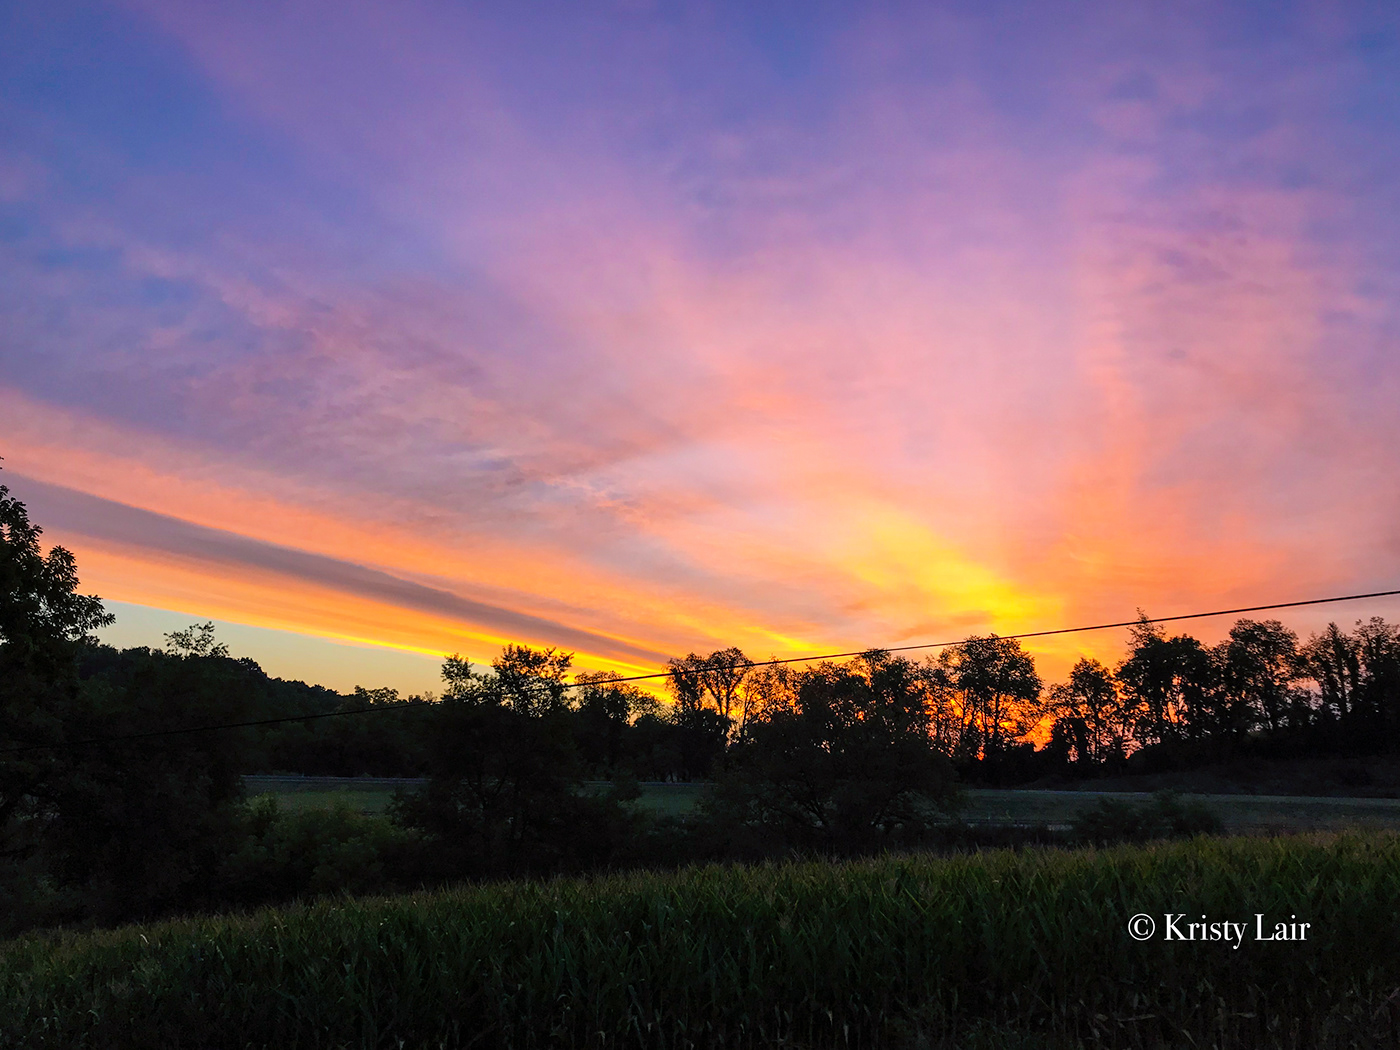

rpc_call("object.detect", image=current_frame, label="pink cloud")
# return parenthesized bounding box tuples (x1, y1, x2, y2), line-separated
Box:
(3, 0, 1397, 685)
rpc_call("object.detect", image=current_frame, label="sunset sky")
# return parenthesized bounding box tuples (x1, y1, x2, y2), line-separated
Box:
(3, 1, 1399, 695)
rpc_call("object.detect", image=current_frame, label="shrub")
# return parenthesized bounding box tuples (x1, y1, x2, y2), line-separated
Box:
(217, 796, 415, 906)
(1072, 789, 1223, 845)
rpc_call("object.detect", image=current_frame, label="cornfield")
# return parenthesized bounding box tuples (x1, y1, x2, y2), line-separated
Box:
(4, 833, 1399, 1048)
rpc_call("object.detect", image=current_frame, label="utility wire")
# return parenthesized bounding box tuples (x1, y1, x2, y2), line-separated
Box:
(3, 586, 1398, 755)
(591, 587, 1400, 686)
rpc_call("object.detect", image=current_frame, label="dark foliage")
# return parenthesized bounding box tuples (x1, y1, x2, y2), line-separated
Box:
(0, 481, 115, 926)
(389, 655, 640, 879)
(217, 796, 417, 906)
(704, 651, 956, 856)
(5, 469, 1400, 938)
(1072, 789, 1224, 844)
(38, 646, 257, 924)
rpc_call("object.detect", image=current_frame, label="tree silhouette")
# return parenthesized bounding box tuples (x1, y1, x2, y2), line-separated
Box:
(1, 479, 113, 911)
(1216, 619, 1299, 735)
(0, 481, 112, 667)
(1047, 658, 1127, 765)
(395, 646, 632, 878)
(707, 651, 955, 854)
(938, 635, 1042, 759)
(574, 670, 651, 774)
(163, 621, 229, 659)
(666, 647, 754, 724)
(1115, 616, 1213, 745)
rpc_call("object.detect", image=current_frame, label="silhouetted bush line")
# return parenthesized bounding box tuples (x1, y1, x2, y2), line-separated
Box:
(4, 834, 1400, 1049)
(1070, 790, 1223, 844)
(164, 790, 1224, 921)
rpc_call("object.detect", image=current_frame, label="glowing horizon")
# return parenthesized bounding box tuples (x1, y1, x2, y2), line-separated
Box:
(3, 1, 1399, 695)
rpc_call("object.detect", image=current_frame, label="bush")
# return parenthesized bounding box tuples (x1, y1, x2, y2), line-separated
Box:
(217, 796, 416, 907)
(704, 652, 956, 857)
(1072, 790, 1223, 845)
(391, 694, 644, 880)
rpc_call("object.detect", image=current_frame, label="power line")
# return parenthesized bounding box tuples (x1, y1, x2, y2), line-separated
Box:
(598, 587, 1400, 685)
(3, 586, 1397, 755)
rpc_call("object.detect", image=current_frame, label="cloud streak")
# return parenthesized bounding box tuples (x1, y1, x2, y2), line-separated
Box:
(12, 474, 669, 665)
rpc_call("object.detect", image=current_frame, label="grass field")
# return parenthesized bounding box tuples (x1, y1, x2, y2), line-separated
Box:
(5, 833, 1400, 1048)
(247, 776, 1400, 832)
(956, 788, 1400, 833)
(246, 778, 403, 814)
(243, 777, 709, 817)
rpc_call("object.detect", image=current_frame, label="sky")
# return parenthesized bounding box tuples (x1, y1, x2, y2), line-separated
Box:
(3, 0, 1399, 695)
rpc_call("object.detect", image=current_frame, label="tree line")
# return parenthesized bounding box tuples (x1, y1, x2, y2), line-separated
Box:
(665, 612, 1400, 780)
(3, 476, 1397, 934)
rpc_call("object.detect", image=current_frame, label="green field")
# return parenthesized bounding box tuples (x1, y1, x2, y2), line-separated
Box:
(249, 777, 1400, 833)
(244, 778, 709, 817)
(250, 783, 400, 814)
(956, 788, 1400, 833)
(5, 834, 1400, 1048)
